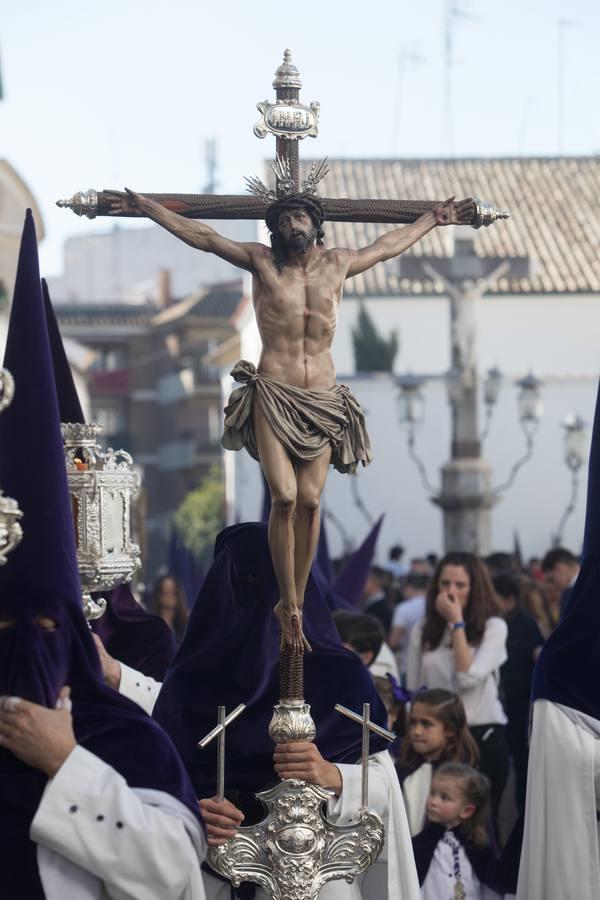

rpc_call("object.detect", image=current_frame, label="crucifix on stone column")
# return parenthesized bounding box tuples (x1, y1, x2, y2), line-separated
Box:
(57, 49, 508, 660)
(400, 230, 529, 553)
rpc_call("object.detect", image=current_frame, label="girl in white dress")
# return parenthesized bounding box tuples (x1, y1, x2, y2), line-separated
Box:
(396, 689, 479, 836)
(412, 763, 501, 900)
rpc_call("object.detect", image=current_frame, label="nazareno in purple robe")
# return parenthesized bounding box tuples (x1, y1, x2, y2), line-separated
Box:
(0, 212, 203, 899)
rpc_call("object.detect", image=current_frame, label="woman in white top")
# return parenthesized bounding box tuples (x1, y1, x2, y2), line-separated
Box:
(406, 552, 509, 822)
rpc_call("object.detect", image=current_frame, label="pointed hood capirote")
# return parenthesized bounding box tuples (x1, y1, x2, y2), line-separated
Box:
(331, 514, 385, 609)
(153, 521, 390, 802)
(532, 380, 600, 718)
(0, 212, 203, 899)
(42, 278, 85, 426)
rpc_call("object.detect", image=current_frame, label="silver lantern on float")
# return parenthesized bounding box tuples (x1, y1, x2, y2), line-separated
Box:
(62, 422, 141, 621)
(0, 368, 24, 565)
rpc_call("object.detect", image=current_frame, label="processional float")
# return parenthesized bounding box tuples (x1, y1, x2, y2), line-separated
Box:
(58, 50, 508, 898)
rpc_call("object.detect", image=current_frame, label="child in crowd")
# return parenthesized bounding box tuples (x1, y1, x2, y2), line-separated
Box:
(412, 763, 501, 899)
(332, 609, 399, 679)
(397, 688, 479, 835)
(372, 673, 409, 760)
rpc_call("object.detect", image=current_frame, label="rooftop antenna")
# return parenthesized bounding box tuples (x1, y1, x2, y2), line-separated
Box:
(203, 138, 218, 194)
(557, 19, 579, 155)
(443, 1, 482, 156)
(392, 48, 426, 154)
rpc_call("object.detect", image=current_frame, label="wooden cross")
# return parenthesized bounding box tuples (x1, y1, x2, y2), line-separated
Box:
(335, 702, 395, 809)
(197, 703, 246, 802)
(57, 50, 508, 230)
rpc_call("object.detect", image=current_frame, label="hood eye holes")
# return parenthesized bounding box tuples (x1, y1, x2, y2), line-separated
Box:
(33, 616, 59, 632)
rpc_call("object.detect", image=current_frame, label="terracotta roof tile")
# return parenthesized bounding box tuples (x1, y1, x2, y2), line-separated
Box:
(302, 157, 600, 295)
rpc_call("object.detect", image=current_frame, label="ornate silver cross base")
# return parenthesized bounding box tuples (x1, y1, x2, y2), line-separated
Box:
(208, 778, 384, 900)
(201, 696, 391, 899)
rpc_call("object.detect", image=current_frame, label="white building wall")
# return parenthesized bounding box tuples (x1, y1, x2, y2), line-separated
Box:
(225, 290, 599, 563)
(46, 219, 257, 303)
(335, 293, 600, 378)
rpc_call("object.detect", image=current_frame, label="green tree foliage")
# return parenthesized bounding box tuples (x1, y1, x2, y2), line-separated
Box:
(172, 464, 225, 563)
(351, 302, 399, 372)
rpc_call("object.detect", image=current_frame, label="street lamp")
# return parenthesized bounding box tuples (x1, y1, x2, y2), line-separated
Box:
(481, 366, 502, 441)
(396, 368, 545, 503)
(396, 373, 426, 426)
(554, 413, 588, 544)
(396, 373, 436, 494)
(484, 366, 502, 407)
(562, 413, 587, 471)
(516, 372, 544, 427)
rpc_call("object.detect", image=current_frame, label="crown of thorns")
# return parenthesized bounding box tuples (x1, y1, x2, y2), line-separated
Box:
(244, 156, 329, 207)
(264, 192, 325, 235)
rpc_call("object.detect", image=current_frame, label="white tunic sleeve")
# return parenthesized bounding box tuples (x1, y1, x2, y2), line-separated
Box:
(401, 762, 432, 836)
(118, 663, 162, 715)
(517, 700, 600, 900)
(30, 745, 207, 900)
(326, 750, 421, 900)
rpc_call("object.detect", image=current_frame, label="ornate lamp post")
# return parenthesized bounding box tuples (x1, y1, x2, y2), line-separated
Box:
(491, 372, 544, 495)
(396, 367, 545, 553)
(554, 413, 588, 545)
(481, 366, 502, 440)
(0, 368, 24, 565)
(62, 423, 141, 620)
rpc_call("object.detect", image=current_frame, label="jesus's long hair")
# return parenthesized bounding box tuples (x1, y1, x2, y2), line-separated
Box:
(265, 193, 325, 272)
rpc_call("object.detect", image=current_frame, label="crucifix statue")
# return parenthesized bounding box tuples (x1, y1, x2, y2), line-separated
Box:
(58, 50, 508, 661)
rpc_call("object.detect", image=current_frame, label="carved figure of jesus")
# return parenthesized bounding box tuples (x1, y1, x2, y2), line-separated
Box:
(108, 189, 473, 652)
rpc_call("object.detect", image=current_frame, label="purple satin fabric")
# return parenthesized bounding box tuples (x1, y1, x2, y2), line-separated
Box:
(533, 381, 600, 719)
(332, 515, 384, 608)
(153, 521, 390, 800)
(92, 585, 176, 681)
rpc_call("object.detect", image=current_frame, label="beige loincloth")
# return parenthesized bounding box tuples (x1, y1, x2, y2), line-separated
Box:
(221, 360, 372, 475)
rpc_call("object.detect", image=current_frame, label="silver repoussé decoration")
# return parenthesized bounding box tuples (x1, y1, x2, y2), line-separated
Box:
(62, 422, 141, 620)
(471, 197, 510, 229)
(269, 698, 316, 744)
(0, 368, 24, 564)
(245, 156, 330, 205)
(209, 780, 384, 900)
(56, 189, 98, 220)
(200, 696, 391, 898)
(0, 367, 15, 412)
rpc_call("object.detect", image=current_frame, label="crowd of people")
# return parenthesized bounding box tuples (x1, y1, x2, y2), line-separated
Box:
(330, 542, 581, 894)
(85, 540, 578, 899)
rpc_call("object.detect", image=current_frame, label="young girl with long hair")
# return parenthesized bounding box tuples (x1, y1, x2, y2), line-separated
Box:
(412, 763, 501, 899)
(397, 688, 479, 835)
(406, 552, 509, 822)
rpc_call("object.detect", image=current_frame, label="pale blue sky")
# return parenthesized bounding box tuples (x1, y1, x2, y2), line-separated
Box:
(2, 0, 599, 276)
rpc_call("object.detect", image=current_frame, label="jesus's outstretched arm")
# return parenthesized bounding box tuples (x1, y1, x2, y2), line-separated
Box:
(106, 188, 267, 272)
(344, 197, 475, 278)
